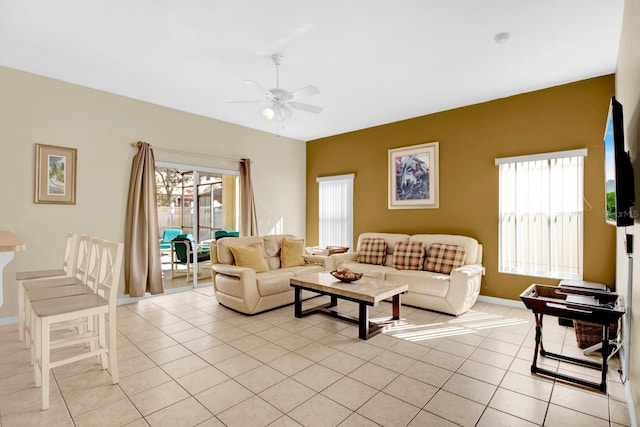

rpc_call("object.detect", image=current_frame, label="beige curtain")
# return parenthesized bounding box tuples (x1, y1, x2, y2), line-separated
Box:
(240, 158, 259, 236)
(125, 141, 163, 296)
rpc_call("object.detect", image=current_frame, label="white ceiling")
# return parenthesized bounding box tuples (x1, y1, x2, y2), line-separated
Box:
(0, 0, 625, 142)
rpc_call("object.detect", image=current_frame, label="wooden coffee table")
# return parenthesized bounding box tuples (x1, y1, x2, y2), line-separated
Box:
(290, 272, 408, 340)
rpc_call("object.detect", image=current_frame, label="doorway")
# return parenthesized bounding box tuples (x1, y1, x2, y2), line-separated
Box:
(155, 162, 239, 289)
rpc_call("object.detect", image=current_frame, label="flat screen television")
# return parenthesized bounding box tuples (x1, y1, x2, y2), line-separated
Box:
(604, 96, 635, 226)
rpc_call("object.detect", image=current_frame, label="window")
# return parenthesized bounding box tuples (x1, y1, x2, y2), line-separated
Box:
(156, 163, 239, 242)
(496, 149, 586, 280)
(317, 174, 354, 250)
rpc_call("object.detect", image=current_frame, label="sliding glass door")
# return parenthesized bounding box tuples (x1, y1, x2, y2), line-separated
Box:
(155, 162, 239, 288)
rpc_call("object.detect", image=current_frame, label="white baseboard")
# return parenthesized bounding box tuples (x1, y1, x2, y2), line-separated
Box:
(0, 316, 17, 327)
(476, 294, 526, 309)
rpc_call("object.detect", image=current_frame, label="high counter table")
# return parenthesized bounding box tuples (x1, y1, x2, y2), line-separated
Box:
(0, 231, 26, 306)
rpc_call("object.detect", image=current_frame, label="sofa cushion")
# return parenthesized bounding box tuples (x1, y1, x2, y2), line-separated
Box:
(358, 238, 387, 265)
(216, 236, 263, 265)
(392, 241, 426, 270)
(425, 243, 466, 274)
(256, 270, 295, 296)
(337, 261, 396, 280)
(230, 243, 269, 273)
(386, 270, 451, 298)
(281, 238, 305, 267)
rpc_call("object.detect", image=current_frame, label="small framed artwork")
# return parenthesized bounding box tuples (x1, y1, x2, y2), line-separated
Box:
(34, 143, 77, 204)
(388, 141, 439, 209)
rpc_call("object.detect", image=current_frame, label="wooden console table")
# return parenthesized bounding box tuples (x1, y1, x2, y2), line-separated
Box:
(0, 231, 26, 307)
(520, 283, 625, 392)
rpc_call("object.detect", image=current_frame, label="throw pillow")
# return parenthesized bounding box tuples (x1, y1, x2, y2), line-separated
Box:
(357, 238, 387, 265)
(425, 243, 466, 274)
(281, 238, 305, 267)
(392, 241, 425, 270)
(229, 243, 269, 273)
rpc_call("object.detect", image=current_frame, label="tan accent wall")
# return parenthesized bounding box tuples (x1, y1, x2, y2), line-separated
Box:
(307, 75, 616, 301)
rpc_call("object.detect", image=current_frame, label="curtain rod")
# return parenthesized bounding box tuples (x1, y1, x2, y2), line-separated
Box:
(131, 141, 243, 163)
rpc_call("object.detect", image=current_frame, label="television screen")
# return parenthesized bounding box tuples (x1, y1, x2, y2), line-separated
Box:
(604, 96, 635, 226)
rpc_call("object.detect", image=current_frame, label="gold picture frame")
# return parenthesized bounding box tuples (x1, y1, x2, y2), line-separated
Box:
(34, 143, 77, 204)
(388, 141, 439, 209)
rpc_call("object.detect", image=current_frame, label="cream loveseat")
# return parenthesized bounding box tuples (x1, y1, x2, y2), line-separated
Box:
(330, 233, 484, 315)
(211, 234, 329, 314)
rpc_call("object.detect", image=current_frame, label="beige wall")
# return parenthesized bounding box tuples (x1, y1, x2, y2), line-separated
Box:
(0, 66, 307, 320)
(307, 75, 616, 301)
(616, 0, 640, 421)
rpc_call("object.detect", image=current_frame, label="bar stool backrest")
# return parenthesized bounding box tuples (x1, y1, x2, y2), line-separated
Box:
(63, 232, 80, 276)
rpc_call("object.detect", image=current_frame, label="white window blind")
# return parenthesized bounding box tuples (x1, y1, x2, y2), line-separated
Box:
(317, 174, 354, 250)
(496, 149, 586, 280)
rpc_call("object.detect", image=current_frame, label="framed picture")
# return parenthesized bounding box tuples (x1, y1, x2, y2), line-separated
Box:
(34, 143, 77, 204)
(388, 141, 439, 209)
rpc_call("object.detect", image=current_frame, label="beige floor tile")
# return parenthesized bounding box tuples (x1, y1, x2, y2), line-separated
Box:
(550, 383, 610, 419)
(382, 374, 438, 408)
(214, 353, 263, 377)
(259, 378, 316, 413)
(228, 334, 270, 352)
(408, 410, 458, 426)
(418, 348, 464, 371)
(294, 341, 337, 362)
(194, 379, 253, 415)
(144, 397, 212, 427)
(435, 338, 477, 358)
(357, 392, 420, 426)
(128, 381, 190, 416)
(217, 395, 282, 427)
(118, 355, 158, 378)
(293, 363, 344, 392)
(147, 344, 192, 365)
(0, 292, 628, 426)
(268, 347, 314, 376)
(175, 365, 229, 395)
(72, 398, 142, 427)
(235, 364, 287, 394)
(181, 335, 223, 353)
(63, 382, 127, 417)
(476, 407, 540, 426)
(469, 347, 514, 369)
(442, 372, 497, 405)
(342, 341, 385, 361)
(119, 367, 172, 396)
(321, 376, 377, 411)
(160, 354, 209, 379)
(424, 389, 485, 426)
(318, 351, 365, 375)
(288, 394, 352, 427)
(348, 361, 399, 390)
(196, 343, 242, 365)
(403, 360, 453, 388)
(544, 403, 609, 427)
(1, 397, 71, 427)
(610, 397, 631, 426)
(498, 371, 553, 401)
(246, 342, 290, 363)
(338, 412, 380, 426)
(457, 359, 506, 385)
(488, 387, 548, 425)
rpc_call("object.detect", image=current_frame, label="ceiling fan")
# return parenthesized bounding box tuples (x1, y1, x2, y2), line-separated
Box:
(231, 54, 323, 122)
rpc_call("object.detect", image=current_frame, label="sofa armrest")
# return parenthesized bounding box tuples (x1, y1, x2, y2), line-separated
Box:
(451, 264, 485, 278)
(331, 253, 358, 264)
(211, 263, 256, 279)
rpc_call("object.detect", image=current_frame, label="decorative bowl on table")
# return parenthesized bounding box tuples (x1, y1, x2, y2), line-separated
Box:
(330, 269, 363, 283)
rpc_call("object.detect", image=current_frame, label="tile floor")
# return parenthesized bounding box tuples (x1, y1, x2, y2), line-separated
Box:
(0, 287, 632, 426)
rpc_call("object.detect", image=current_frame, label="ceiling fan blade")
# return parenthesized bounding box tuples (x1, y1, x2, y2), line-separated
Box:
(227, 100, 268, 104)
(243, 80, 270, 95)
(290, 85, 319, 100)
(289, 101, 323, 114)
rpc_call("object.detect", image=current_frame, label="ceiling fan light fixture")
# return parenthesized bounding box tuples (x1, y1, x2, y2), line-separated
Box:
(262, 105, 276, 120)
